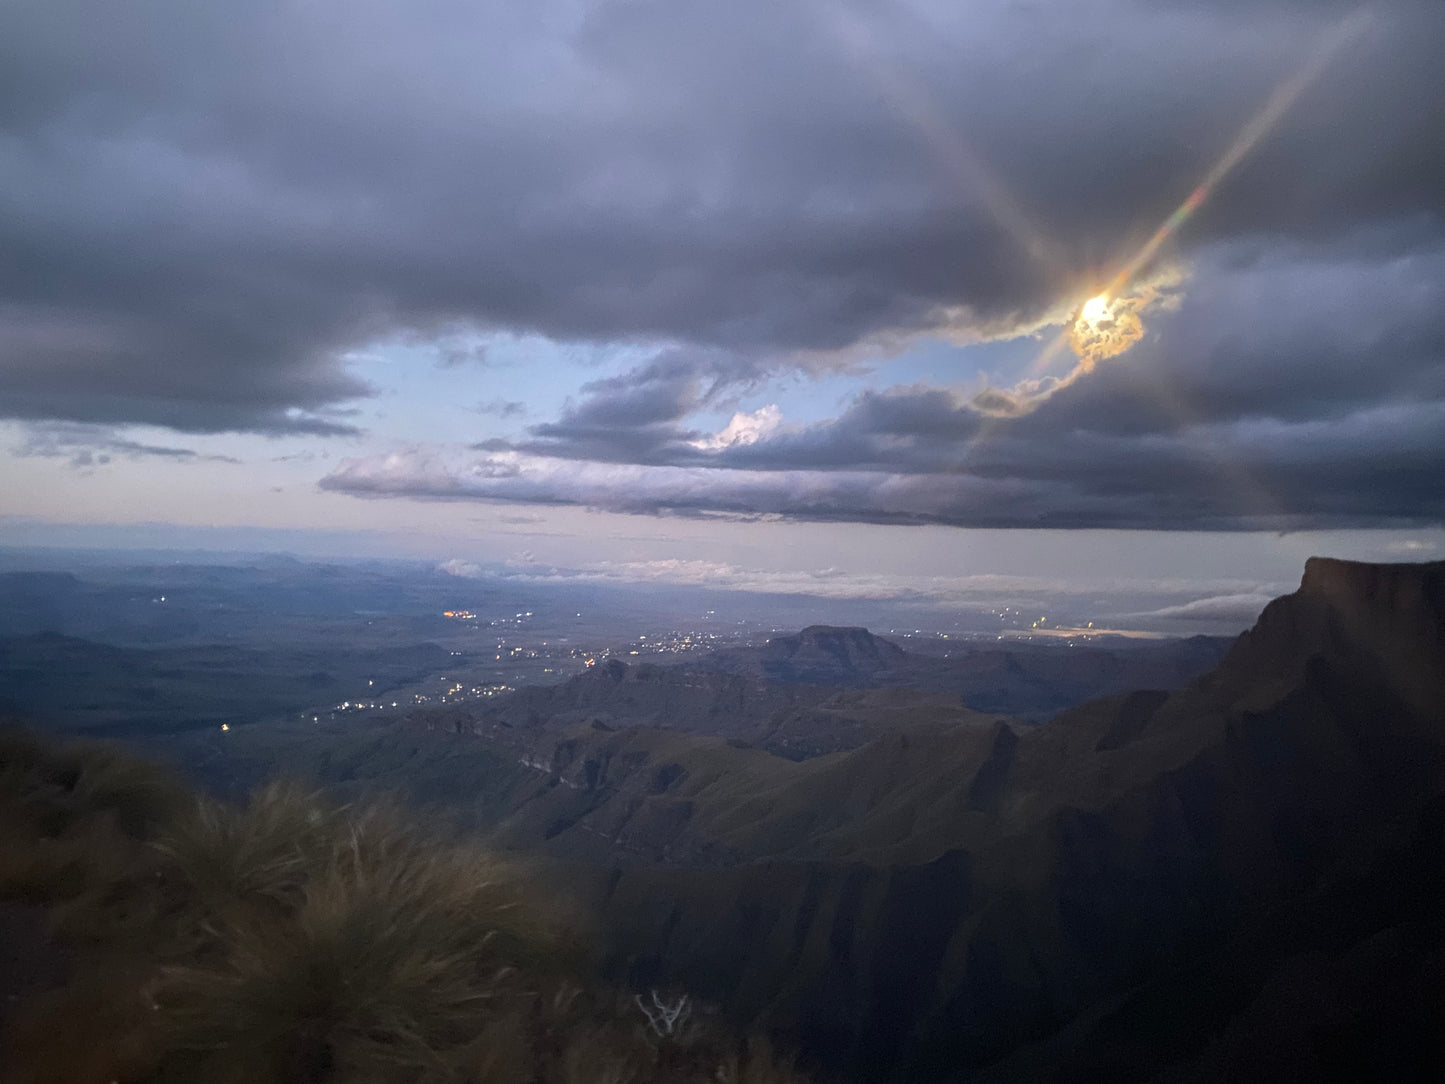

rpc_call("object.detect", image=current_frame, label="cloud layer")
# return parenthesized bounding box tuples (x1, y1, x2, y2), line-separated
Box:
(4, 0, 1443, 528)
(323, 238, 1445, 529)
(434, 553, 1285, 632)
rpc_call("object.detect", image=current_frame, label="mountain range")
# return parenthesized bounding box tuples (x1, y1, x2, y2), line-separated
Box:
(338, 557, 1445, 1081)
(405, 624, 1230, 762)
(22, 556, 1437, 1081)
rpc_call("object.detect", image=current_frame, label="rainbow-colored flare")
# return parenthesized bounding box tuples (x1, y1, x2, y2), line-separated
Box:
(1102, 9, 1371, 304)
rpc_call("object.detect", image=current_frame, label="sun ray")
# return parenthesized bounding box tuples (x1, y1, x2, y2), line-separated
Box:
(1103, 8, 1373, 301)
(1008, 7, 1373, 401)
(810, 0, 1065, 274)
(810, 2, 1372, 529)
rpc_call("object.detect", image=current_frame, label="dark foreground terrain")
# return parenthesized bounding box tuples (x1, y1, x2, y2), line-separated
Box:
(2, 556, 1442, 1082)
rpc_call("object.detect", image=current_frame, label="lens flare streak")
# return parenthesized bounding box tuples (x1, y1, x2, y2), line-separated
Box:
(957, 4, 1372, 510)
(813, 0, 1063, 273)
(1105, 9, 1372, 302)
(1001, 8, 1374, 411)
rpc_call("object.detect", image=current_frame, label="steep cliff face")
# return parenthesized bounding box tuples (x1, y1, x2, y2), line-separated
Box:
(582, 559, 1445, 1083)
(1211, 557, 1444, 717)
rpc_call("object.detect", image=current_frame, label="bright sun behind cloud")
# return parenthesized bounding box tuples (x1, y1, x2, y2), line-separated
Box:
(1079, 294, 1111, 323)
(1068, 291, 1148, 369)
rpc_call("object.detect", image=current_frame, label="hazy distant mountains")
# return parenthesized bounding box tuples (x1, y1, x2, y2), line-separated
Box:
(0, 632, 453, 735)
(0, 557, 1232, 739)
(695, 624, 1233, 716)
(408, 625, 1232, 761)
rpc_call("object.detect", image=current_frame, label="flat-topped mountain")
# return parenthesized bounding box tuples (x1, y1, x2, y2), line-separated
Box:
(700, 625, 909, 684)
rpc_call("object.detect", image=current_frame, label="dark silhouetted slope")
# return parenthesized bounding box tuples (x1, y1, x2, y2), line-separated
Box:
(571, 559, 1445, 1082)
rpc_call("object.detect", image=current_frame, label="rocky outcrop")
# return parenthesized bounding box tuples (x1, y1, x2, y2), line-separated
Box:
(1211, 556, 1444, 719)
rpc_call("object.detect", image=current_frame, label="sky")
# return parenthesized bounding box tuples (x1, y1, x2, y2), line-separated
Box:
(2, 0, 1443, 630)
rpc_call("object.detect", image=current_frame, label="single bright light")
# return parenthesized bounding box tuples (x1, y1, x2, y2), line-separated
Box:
(1080, 294, 1110, 323)
(1070, 290, 1146, 368)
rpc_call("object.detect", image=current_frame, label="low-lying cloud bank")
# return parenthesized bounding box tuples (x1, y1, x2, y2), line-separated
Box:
(436, 555, 1284, 632)
(322, 400, 1444, 532)
(1124, 593, 1278, 623)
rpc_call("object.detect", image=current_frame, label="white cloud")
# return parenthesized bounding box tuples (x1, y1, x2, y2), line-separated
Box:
(1127, 592, 1276, 622)
(435, 553, 1279, 620)
(1385, 539, 1439, 555)
(438, 558, 483, 578)
(689, 404, 782, 451)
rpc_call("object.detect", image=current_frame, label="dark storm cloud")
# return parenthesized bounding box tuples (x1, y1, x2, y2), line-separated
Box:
(321, 400, 1445, 530)
(3, 0, 1443, 437)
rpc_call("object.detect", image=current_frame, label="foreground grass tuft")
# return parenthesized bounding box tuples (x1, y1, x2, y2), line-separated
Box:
(0, 725, 187, 916)
(0, 729, 811, 1084)
(150, 786, 545, 1083)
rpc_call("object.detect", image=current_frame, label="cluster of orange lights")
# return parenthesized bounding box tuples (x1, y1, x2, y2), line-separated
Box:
(442, 610, 477, 620)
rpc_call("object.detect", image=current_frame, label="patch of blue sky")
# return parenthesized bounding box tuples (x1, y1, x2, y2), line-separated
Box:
(343, 324, 1055, 447)
(706, 331, 1050, 431)
(345, 331, 656, 445)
